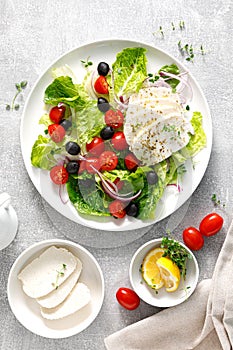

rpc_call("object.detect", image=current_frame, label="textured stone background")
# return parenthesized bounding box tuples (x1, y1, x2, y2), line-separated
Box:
(0, 0, 233, 349)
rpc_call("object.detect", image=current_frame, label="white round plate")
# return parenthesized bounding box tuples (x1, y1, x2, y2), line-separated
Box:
(21, 39, 212, 231)
(7, 239, 104, 338)
(129, 238, 199, 307)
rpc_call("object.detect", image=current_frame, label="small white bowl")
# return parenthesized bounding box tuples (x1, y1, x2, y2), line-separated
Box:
(129, 238, 199, 308)
(7, 239, 104, 338)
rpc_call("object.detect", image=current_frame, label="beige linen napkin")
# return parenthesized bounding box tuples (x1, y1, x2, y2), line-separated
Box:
(105, 219, 233, 350)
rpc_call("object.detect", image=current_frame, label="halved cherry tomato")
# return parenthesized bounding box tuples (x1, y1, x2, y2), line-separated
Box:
(109, 200, 126, 219)
(114, 177, 124, 191)
(50, 165, 69, 185)
(94, 76, 109, 94)
(86, 137, 105, 156)
(99, 151, 118, 171)
(48, 124, 66, 143)
(111, 131, 128, 150)
(116, 287, 140, 310)
(85, 157, 100, 174)
(199, 213, 223, 237)
(183, 227, 204, 251)
(49, 105, 66, 124)
(105, 109, 124, 129)
(124, 153, 140, 171)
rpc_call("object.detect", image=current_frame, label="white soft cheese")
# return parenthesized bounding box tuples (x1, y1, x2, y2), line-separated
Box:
(36, 256, 82, 308)
(18, 246, 77, 298)
(124, 86, 194, 165)
(40, 282, 91, 320)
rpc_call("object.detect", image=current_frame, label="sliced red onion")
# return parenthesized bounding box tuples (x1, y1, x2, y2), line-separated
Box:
(159, 70, 193, 101)
(59, 184, 69, 204)
(167, 183, 181, 192)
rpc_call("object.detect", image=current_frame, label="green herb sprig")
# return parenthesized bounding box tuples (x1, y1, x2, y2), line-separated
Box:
(80, 56, 93, 68)
(178, 41, 205, 62)
(211, 194, 226, 208)
(161, 236, 192, 279)
(5, 80, 28, 111)
(52, 263, 67, 289)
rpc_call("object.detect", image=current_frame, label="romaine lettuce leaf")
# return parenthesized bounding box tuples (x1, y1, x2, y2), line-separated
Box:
(31, 135, 62, 170)
(181, 111, 207, 158)
(111, 47, 147, 98)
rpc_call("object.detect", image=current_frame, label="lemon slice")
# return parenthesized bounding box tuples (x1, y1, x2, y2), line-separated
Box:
(156, 257, 181, 292)
(141, 248, 165, 290)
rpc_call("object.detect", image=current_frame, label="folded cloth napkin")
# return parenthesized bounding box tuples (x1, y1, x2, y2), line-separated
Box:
(104, 219, 233, 350)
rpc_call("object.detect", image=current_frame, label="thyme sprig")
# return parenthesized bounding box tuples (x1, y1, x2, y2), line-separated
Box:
(52, 263, 67, 289)
(5, 80, 28, 111)
(161, 236, 192, 279)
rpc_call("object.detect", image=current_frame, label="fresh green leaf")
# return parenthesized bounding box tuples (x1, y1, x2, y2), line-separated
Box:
(111, 47, 147, 98)
(159, 64, 180, 90)
(39, 113, 51, 127)
(31, 135, 62, 170)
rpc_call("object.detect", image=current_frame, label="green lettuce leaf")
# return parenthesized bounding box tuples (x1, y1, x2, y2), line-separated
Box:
(159, 63, 180, 91)
(39, 113, 51, 127)
(181, 111, 207, 158)
(31, 135, 62, 170)
(111, 47, 147, 98)
(66, 175, 110, 216)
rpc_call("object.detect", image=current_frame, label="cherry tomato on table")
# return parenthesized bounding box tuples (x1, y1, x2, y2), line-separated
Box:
(94, 76, 109, 94)
(105, 109, 124, 129)
(49, 105, 66, 124)
(183, 227, 204, 251)
(50, 165, 69, 185)
(111, 131, 128, 150)
(48, 124, 66, 143)
(116, 287, 140, 310)
(109, 200, 126, 219)
(86, 137, 105, 156)
(99, 151, 118, 171)
(199, 213, 223, 237)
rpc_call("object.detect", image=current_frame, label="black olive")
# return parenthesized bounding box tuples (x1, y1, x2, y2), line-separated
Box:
(146, 171, 158, 185)
(65, 141, 80, 155)
(97, 62, 110, 76)
(59, 119, 72, 131)
(100, 126, 114, 140)
(126, 203, 139, 217)
(97, 97, 110, 113)
(66, 161, 79, 174)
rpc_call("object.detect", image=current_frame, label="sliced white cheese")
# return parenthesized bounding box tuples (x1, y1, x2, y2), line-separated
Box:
(18, 246, 77, 298)
(124, 86, 194, 165)
(36, 257, 82, 308)
(40, 282, 91, 320)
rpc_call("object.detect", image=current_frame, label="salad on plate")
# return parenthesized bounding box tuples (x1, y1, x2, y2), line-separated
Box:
(31, 47, 207, 221)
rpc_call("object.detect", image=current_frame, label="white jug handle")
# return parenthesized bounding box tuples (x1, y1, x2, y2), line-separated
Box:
(0, 192, 11, 209)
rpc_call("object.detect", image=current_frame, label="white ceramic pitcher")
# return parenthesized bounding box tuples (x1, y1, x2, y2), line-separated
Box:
(0, 192, 18, 250)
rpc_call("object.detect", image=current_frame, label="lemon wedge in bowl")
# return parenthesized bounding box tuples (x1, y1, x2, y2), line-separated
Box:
(141, 247, 165, 290)
(156, 257, 181, 292)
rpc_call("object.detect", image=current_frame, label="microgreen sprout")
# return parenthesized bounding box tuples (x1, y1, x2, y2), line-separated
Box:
(211, 194, 226, 208)
(52, 263, 67, 289)
(4, 80, 28, 111)
(161, 235, 192, 280)
(147, 73, 160, 83)
(80, 56, 93, 68)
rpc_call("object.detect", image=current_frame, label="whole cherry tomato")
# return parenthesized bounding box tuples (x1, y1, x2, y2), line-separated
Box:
(199, 213, 223, 237)
(111, 131, 128, 150)
(124, 153, 140, 171)
(116, 287, 140, 310)
(49, 105, 66, 124)
(183, 227, 204, 251)
(50, 165, 69, 185)
(86, 137, 105, 156)
(94, 76, 109, 94)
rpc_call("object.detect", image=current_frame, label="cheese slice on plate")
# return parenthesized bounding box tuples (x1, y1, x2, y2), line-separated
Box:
(40, 282, 91, 320)
(18, 246, 77, 298)
(36, 257, 82, 308)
